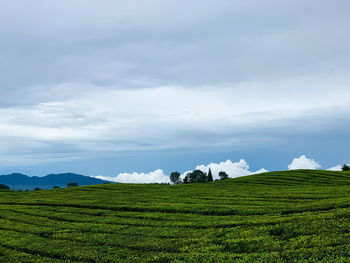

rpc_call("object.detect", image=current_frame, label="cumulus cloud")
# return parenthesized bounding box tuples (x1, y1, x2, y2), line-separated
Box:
(92, 159, 267, 183)
(327, 165, 342, 171)
(94, 169, 170, 184)
(253, 168, 269, 174)
(195, 159, 268, 180)
(288, 155, 321, 170)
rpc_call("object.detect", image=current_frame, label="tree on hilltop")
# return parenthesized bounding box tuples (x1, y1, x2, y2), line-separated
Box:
(342, 164, 350, 171)
(187, 170, 208, 183)
(183, 176, 189, 184)
(170, 171, 181, 184)
(219, 171, 229, 180)
(207, 168, 213, 182)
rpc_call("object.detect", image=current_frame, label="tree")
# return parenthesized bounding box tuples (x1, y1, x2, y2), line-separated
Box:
(52, 186, 60, 189)
(219, 171, 229, 180)
(67, 182, 78, 187)
(207, 168, 213, 182)
(34, 187, 42, 191)
(0, 184, 10, 190)
(187, 170, 208, 183)
(170, 171, 181, 184)
(342, 164, 350, 171)
(183, 176, 189, 184)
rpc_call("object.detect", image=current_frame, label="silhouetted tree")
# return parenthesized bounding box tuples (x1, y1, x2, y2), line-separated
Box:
(342, 164, 350, 171)
(219, 171, 229, 180)
(170, 171, 181, 184)
(187, 170, 208, 183)
(52, 186, 60, 189)
(207, 168, 213, 182)
(183, 176, 189, 184)
(67, 182, 78, 187)
(0, 184, 10, 190)
(34, 187, 42, 191)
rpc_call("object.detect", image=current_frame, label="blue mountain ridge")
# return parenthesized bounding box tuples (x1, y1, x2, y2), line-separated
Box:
(0, 172, 113, 190)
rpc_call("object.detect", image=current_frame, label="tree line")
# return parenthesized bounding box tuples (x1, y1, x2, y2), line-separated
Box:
(169, 168, 229, 184)
(169, 164, 350, 185)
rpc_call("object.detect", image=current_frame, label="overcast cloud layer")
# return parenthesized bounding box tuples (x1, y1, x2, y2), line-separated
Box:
(0, 1, 349, 175)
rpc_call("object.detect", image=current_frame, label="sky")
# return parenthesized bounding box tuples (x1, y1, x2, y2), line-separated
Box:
(0, 0, 349, 182)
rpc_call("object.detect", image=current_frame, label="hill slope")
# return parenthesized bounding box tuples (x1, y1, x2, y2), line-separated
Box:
(0, 170, 349, 262)
(232, 169, 350, 186)
(0, 173, 112, 190)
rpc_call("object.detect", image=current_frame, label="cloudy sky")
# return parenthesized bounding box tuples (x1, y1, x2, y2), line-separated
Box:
(0, 0, 349, 181)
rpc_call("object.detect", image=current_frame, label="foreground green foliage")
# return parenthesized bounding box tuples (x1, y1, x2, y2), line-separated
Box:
(0, 170, 350, 262)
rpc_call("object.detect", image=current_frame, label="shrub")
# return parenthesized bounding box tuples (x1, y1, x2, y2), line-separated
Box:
(342, 164, 350, 171)
(0, 184, 10, 190)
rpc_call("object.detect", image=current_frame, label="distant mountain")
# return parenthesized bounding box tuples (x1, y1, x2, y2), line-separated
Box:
(0, 173, 113, 190)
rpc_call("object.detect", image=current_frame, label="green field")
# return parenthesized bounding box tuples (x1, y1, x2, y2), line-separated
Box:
(0, 170, 350, 262)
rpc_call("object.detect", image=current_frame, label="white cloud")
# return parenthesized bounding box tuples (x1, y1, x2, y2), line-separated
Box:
(94, 169, 170, 184)
(252, 168, 269, 174)
(92, 159, 268, 183)
(288, 155, 321, 170)
(195, 159, 268, 180)
(327, 165, 342, 171)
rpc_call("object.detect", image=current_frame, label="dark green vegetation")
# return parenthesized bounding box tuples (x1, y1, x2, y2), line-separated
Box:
(186, 169, 208, 183)
(219, 171, 229, 180)
(343, 164, 350, 171)
(0, 170, 350, 262)
(67, 183, 79, 187)
(0, 184, 9, 190)
(170, 172, 181, 185)
(207, 168, 213, 182)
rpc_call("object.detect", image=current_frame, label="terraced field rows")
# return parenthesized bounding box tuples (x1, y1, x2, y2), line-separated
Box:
(0, 170, 350, 262)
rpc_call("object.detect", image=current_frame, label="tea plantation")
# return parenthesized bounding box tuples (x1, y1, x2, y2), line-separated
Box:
(0, 170, 350, 262)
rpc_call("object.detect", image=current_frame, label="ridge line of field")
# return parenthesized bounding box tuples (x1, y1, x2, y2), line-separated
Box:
(0, 227, 182, 254)
(1, 205, 349, 232)
(0, 242, 88, 263)
(1, 201, 350, 216)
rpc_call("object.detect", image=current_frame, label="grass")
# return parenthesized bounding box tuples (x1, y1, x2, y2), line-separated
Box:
(0, 169, 350, 262)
